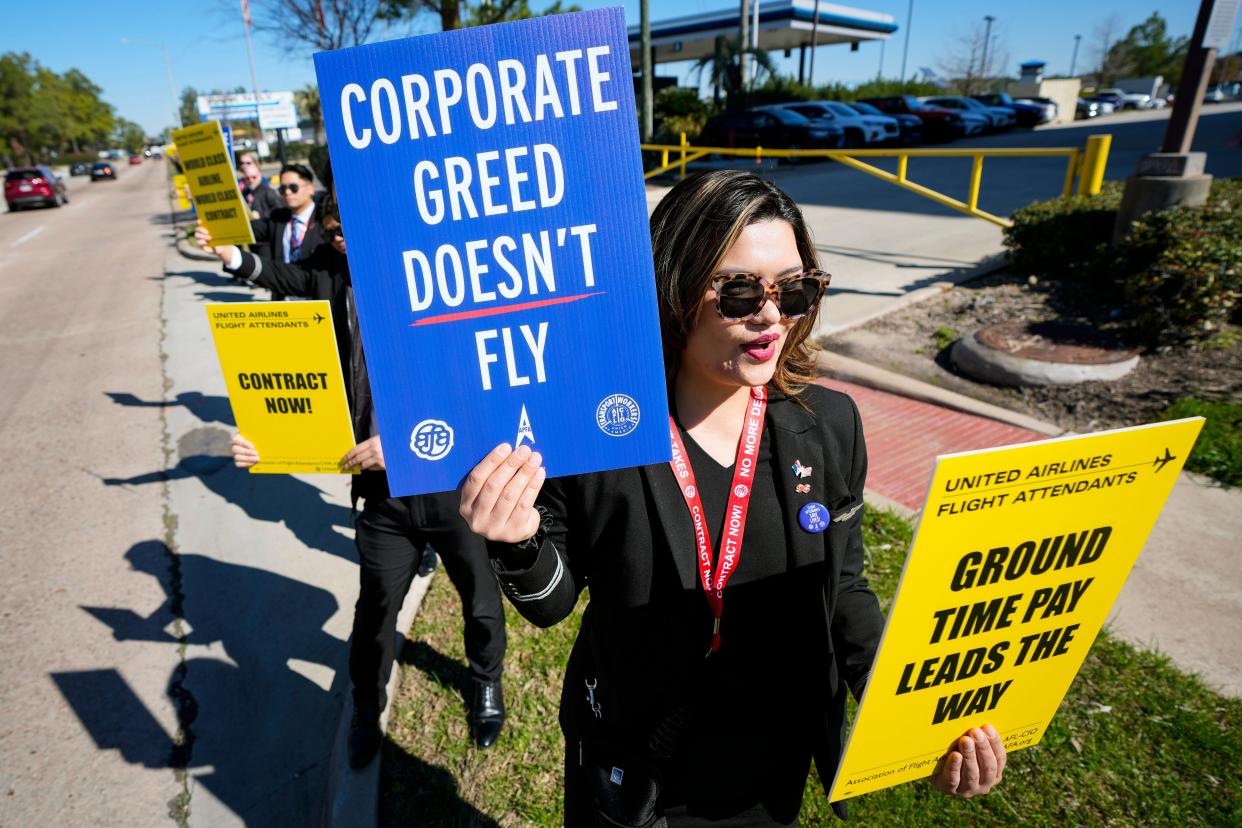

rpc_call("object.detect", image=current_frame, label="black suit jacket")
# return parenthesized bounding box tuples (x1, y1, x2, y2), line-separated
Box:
(241, 179, 283, 220)
(490, 384, 882, 815)
(249, 203, 325, 300)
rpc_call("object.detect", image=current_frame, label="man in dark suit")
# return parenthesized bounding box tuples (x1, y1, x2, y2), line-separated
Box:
(237, 151, 283, 220)
(249, 163, 324, 301)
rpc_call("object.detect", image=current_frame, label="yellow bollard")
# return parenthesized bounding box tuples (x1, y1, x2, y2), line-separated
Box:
(967, 154, 984, 212)
(1077, 134, 1112, 196)
(755, 145, 763, 165)
(679, 132, 688, 180)
(661, 149, 668, 169)
(896, 154, 908, 183)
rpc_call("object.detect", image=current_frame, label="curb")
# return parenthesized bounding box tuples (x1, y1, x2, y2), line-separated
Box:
(817, 252, 1009, 338)
(815, 350, 1066, 437)
(174, 230, 219, 262)
(321, 569, 435, 828)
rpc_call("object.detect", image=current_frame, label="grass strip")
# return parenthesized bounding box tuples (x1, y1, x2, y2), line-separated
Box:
(381, 509, 1242, 826)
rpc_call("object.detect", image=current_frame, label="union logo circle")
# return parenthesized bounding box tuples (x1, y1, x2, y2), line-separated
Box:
(410, 419, 454, 461)
(733, 484, 749, 498)
(596, 393, 640, 437)
(684, 485, 697, 498)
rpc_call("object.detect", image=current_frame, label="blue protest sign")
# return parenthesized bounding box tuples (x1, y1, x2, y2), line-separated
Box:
(220, 124, 236, 169)
(314, 8, 669, 496)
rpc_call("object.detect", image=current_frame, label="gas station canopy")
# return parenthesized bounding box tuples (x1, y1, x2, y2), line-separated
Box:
(628, 0, 898, 65)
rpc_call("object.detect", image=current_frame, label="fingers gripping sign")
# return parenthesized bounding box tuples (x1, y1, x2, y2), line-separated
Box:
(460, 443, 546, 544)
(343, 435, 386, 472)
(232, 433, 260, 469)
(929, 724, 1007, 798)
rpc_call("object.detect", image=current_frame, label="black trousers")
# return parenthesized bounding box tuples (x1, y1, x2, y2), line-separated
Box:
(349, 491, 506, 712)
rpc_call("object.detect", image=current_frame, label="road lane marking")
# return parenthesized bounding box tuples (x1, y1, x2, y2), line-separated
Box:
(11, 226, 44, 248)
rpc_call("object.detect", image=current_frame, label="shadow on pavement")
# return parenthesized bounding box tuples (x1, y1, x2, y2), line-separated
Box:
(100, 456, 356, 563)
(56, 539, 351, 824)
(105, 391, 235, 427)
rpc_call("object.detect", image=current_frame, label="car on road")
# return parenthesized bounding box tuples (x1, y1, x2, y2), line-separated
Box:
(847, 100, 922, 144)
(699, 108, 843, 157)
(91, 161, 117, 181)
(1013, 96, 1060, 123)
(69, 162, 92, 176)
(923, 96, 1015, 131)
(858, 95, 968, 142)
(5, 166, 68, 211)
(128, 155, 143, 165)
(971, 92, 1050, 126)
(768, 101, 896, 147)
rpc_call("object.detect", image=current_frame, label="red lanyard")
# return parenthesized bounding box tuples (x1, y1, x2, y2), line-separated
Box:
(668, 386, 767, 654)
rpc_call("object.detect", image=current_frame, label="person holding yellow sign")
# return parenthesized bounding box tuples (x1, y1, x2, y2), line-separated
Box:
(462, 171, 1007, 826)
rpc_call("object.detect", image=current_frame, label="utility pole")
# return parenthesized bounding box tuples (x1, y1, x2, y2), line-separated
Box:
(121, 38, 182, 131)
(877, 38, 886, 81)
(1114, 0, 1233, 241)
(899, 0, 914, 83)
(739, 0, 750, 99)
(980, 15, 996, 83)
(640, 0, 652, 141)
(751, 0, 761, 83)
(808, 0, 821, 88)
(1069, 33, 1081, 76)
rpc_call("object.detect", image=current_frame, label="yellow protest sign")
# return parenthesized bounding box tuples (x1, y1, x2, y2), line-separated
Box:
(172, 174, 191, 210)
(206, 301, 357, 474)
(171, 121, 254, 245)
(830, 418, 1204, 802)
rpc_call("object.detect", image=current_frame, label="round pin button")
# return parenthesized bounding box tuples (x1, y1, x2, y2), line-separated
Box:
(799, 502, 830, 533)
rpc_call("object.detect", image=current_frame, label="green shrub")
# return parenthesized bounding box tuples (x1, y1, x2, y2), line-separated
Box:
(1161, 398, 1242, 486)
(1115, 202, 1242, 345)
(1002, 182, 1123, 280)
(932, 326, 959, 350)
(653, 87, 710, 143)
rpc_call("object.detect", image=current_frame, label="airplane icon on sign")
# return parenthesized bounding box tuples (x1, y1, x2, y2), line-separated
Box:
(313, 312, 325, 324)
(1152, 448, 1177, 473)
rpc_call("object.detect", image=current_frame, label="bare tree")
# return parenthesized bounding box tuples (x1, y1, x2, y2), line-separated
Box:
(936, 21, 1008, 95)
(1089, 13, 1125, 87)
(251, 0, 389, 51)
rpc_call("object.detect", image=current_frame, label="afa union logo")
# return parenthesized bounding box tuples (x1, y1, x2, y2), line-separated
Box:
(410, 419, 454, 460)
(596, 394, 640, 437)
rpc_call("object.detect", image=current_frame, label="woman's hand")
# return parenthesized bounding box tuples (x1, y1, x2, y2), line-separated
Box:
(342, 436, 385, 471)
(194, 219, 238, 263)
(929, 724, 1006, 798)
(460, 443, 546, 543)
(232, 434, 259, 468)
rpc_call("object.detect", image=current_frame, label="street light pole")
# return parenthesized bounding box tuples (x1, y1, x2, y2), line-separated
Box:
(1069, 33, 1081, 77)
(980, 15, 996, 83)
(899, 0, 914, 84)
(120, 37, 182, 132)
(808, 0, 821, 88)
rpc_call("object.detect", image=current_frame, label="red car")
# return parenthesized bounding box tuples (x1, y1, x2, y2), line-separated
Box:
(128, 155, 143, 165)
(5, 166, 68, 211)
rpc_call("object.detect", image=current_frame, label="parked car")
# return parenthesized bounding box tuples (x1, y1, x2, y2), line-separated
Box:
(1013, 96, 1060, 123)
(971, 92, 1049, 126)
(5, 166, 68, 211)
(769, 101, 895, 147)
(858, 95, 967, 142)
(69, 162, 92, 176)
(699, 109, 843, 158)
(848, 100, 922, 144)
(91, 161, 117, 180)
(1204, 85, 1230, 103)
(128, 155, 143, 165)
(1076, 98, 1101, 119)
(923, 96, 1015, 131)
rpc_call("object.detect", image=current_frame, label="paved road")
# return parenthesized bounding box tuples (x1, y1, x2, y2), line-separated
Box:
(0, 161, 363, 827)
(0, 162, 180, 824)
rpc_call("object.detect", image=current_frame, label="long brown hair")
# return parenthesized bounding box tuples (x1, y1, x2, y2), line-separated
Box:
(649, 170, 821, 397)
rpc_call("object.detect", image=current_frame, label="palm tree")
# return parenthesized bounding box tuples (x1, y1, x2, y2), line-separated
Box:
(693, 36, 777, 108)
(294, 84, 322, 145)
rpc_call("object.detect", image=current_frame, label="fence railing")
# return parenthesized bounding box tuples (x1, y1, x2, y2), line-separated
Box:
(639, 134, 1113, 229)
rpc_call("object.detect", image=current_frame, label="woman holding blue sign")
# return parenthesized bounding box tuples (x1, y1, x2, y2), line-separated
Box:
(461, 170, 1005, 825)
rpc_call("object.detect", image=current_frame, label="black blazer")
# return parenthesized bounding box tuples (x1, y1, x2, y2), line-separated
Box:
(490, 384, 883, 814)
(241, 179, 283, 220)
(249, 203, 325, 299)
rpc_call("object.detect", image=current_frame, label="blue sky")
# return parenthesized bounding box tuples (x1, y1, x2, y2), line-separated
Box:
(1, 1, 1218, 135)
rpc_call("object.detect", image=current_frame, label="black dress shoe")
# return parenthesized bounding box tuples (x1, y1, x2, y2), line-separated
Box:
(471, 680, 505, 749)
(348, 707, 381, 769)
(417, 547, 439, 578)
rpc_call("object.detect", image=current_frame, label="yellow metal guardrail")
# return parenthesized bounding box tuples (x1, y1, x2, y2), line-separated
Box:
(640, 133, 1113, 229)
